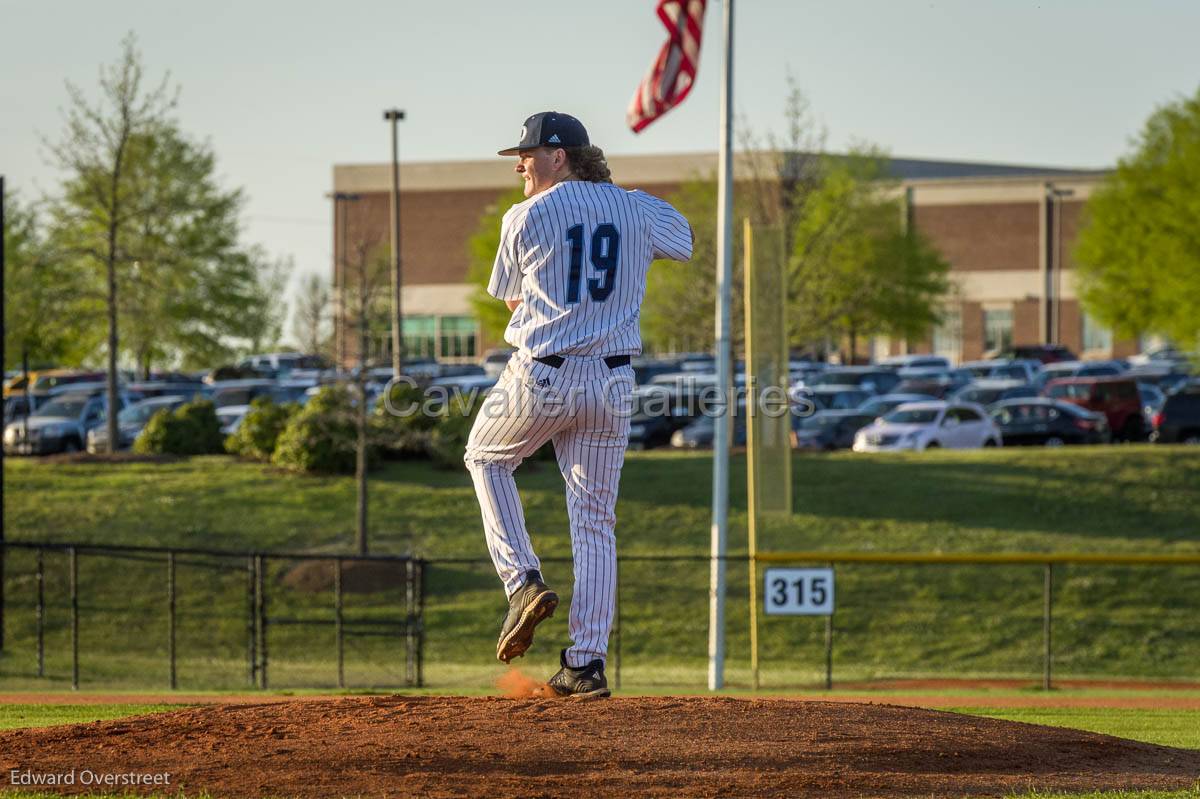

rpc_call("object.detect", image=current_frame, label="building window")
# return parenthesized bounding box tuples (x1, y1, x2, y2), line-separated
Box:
(403, 316, 436, 360)
(1081, 312, 1112, 353)
(400, 315, 477, 361)
(439, 315, 478, 359)
(984, 308, 1013, 355)
(933, 306, 962, 364)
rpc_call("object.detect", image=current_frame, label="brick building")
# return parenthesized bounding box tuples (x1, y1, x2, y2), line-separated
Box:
(330, 152, 1127, 366)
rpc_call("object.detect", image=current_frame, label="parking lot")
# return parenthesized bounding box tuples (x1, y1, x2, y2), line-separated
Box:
(3, 346, 1198, 458)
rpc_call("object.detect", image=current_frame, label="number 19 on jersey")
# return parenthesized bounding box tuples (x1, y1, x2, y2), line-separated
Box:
(764, 568, 835, 615)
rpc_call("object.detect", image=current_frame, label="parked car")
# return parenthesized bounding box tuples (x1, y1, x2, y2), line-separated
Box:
(670, 413, 747, 449)
(628, 388, 677, 450)
(1128, 346, 1197, 368)
(1042, 376, 1145, 441)
(852, 401, 1002, 452)
(788, 364, 827, 389)
(678, 354, 717, 373)
(792, 385, 873, 414)
(632, 358, 684, 386)
(209, 380, 277, 408)
(855, 393, 938, 418)
(993, 345, 1077, 364)
(203, 364, 264, 383)
(808, 368, 899, 395)
(3, 394, 39, 426)
(875, 354, 951, 371)
(1138, 382, 1166, 428)
(989, 398, 1110, 447)
(893, 367, 973, 398)
(127, 381, 209, 401)
(216, 404, 252, 436)
(87, 395, 188, 453)
(650, 371, 745, 426)
(3, 391, 129, 455)
(1126, 364, 1192, 396)
(238, 353, 332, 380)
(1032, 360, 1125, 391)
(793, 410, 877, 451)
(426, 374, 499, 399)
(26, 369, 109, 396)
(892, 379, 957, 399)
(951, 380, 1039, 407)
(481, 348, 516, 378)
(960, 359, 1040, 383)
(1150, 383, 1200, 444)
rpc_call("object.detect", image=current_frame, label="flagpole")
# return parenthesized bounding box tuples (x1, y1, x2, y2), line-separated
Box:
(708, 0, 734, 692)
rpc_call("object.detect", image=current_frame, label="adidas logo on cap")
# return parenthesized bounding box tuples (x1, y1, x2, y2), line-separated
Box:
(548, 134, 561, 144)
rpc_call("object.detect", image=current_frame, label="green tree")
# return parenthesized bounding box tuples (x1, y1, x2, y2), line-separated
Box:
(642, 81, 950, 360)
(45, 33, 179, 446)
(788, 150, 949, 360)
(102, 126, 290, 373)
(642, 174, 751, 354)
(3, 193, 91, 371)
(47, 32, 292, 406)
(643, 150, 948, 360)
(466, 187, 528, 344)
(1075, 86, 1200, 348)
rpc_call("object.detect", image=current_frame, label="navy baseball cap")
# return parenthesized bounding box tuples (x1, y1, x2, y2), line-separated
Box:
(498, 111, 589, 156)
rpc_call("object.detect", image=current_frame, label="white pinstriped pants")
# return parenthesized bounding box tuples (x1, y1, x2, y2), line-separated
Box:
(464, 351, 633, 667)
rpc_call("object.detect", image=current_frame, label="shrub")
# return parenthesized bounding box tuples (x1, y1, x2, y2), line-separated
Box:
(133, 400, 225, 456)
(428, 392, 488, 469)
(272, 384, 379, 474)
(373, 380, 440, 458)
(225, 397, 299, 460)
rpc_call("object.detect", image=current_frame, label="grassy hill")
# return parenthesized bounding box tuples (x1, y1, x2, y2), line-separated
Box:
(1, 447, 1197, 691)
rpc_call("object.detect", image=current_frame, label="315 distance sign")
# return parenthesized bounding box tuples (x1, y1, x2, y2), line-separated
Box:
(764, 567, 835, 615)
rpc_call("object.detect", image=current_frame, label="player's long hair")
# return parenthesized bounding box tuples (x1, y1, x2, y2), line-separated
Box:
(566, 146, 613, 183)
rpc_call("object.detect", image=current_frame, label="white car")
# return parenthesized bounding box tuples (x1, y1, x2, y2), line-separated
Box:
(852, 401, 1003, 452)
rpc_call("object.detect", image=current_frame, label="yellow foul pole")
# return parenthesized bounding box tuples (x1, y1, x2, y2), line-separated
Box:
(743, 218, 760, 691)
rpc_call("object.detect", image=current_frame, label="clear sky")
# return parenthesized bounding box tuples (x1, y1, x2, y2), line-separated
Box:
(3, 0, 1198, 343)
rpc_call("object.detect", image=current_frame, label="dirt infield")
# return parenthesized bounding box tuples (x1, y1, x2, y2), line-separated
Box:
(2, 696, 1198, 798)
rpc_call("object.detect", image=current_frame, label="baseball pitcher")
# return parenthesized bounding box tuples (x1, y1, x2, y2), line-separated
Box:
(465, 111, 693, 697)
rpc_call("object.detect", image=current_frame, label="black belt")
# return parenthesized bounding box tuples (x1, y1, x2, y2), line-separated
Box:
(534, 354, 631, 369)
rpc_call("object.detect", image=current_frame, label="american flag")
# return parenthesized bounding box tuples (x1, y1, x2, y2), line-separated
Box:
(627, 0, 707, 133)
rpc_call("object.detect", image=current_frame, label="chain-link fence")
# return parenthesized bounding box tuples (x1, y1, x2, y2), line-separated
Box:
(2, 543, 1197, 691)
(418, 552, 1200, 691)
(0, 542, 422, 691)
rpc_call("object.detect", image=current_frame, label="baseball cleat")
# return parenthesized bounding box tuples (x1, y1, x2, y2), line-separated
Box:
(547, 649, 611, 698)
(496, 570, 558, 664)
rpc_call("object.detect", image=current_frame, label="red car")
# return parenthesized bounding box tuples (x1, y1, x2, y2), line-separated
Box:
(1042, 376, 1144, 441)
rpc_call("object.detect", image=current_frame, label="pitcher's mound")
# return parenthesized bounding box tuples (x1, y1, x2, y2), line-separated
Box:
(1, 696, 1197, 798)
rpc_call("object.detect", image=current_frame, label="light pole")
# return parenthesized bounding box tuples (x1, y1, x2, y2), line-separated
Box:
(383, 109, 405, 379)
(1045, 185, 1075, 345)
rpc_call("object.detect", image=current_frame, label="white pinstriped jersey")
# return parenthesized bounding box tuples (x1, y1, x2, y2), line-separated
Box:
(488, 180, 693, 358)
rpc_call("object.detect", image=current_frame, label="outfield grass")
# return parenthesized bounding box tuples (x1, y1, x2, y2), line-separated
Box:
(953, 707, 1200, 750)
(2, 447, 1198, 691)
(0, 704, 182, 731)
